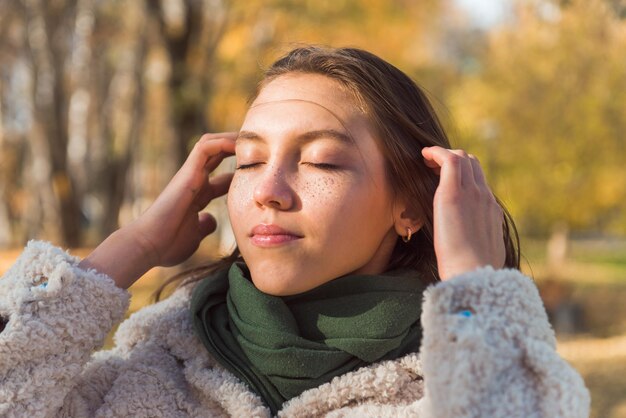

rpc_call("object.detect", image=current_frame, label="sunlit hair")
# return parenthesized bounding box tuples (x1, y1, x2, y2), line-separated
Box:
(154, 46, 520, 301)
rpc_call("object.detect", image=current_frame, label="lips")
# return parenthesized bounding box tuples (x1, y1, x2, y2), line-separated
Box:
(249, 224, 303, 247)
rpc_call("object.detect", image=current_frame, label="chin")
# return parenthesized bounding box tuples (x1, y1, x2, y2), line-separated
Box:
(247, 264, 316, 296)
(250, 273, 301, 296)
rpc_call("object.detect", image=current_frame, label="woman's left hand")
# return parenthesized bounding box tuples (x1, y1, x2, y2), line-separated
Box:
(421, 146, 506, 281)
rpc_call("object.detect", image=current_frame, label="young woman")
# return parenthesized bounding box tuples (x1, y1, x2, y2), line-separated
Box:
(0, 46, 589, 417)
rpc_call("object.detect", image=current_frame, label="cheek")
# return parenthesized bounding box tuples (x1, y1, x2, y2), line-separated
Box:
(299, 175, 391, 234)
(297, 175, 341, 207)
(226, 174, 251, 227)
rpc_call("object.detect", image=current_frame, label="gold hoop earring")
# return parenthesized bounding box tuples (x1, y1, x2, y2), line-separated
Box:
(402, 227, 412, 243)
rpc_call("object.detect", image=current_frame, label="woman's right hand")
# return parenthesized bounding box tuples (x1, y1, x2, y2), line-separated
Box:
(131, 133, 236, 267)
(80, 133, 236, 289)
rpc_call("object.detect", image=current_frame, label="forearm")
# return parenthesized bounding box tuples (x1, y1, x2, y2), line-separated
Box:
(79, 226, 156, 289)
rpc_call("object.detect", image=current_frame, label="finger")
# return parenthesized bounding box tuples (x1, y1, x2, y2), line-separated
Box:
(200, 133, 239, 173)
(421, 146, 462, 189)
(198, 212, 218, 237)
(468, 154, 488, 187)
(194, 172, 234, 210)
(170, 137, 235, 198)
(199, 132, 239, 141)
(185, 136, 236, 176)
(156, 138, 235, 215)
(204, 150, 235, 174)
(449, 149, 475, 187)
(422, 159, 441, 175)
(422, 157, 440, 169)
(209, 172, 234, 198)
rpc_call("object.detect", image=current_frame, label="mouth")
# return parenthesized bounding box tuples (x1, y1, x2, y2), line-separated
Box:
(249, 224, 303, 247)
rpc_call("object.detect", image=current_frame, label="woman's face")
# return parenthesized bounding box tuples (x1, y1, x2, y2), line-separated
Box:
(227, 73, 400, 295)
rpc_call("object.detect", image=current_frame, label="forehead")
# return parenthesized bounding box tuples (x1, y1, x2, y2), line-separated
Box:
(251, 73, 363, 122)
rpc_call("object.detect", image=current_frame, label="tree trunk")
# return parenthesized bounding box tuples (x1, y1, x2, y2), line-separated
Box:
(22, 0, 83, 247)
(0, 79, 10, 247)
(147, 0, 228, 168)
(98, 3, 148, 238)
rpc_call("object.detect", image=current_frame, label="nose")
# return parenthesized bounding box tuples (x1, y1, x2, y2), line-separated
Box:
(253, 166, 295, 210)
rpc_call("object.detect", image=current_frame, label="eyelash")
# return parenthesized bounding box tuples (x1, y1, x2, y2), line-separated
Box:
(235, 163, 262, 170)
(235, 162, 339, 171)
(304, 162, 339, 171)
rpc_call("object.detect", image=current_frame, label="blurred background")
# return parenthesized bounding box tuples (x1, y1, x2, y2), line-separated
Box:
(0, 0, 625, 415)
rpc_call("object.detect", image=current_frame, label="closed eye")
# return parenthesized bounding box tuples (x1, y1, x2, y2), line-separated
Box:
(235, 162, 264, 170)
(302, 162, 341, 171)
(236, 162, 341, 171)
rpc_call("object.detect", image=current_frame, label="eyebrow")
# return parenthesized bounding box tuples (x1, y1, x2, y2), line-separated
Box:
(237, 129, 354, 145)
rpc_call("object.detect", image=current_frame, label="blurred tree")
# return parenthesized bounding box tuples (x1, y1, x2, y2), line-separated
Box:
(207, 0, 446, 130)
(22, 0, 84, 247)
(146, 0, 228, 168)
(452, 0, 626, 259)
(0, 0, 230, 246)
(0, 1, 23, 247)
(91, 1, 148, 239)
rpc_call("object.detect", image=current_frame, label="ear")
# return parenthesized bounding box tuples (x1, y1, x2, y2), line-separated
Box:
(392, 200, 423, 239)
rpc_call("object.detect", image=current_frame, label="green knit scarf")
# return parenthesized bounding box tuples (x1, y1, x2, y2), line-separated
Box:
(190, 262, 426, 415)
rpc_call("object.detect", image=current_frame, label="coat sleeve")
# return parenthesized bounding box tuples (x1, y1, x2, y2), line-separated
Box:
(418, 266, 590, 418)
(0, 240, 130, 418)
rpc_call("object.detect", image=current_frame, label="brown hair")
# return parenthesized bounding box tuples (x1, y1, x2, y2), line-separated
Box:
(154, 46, 520, 301)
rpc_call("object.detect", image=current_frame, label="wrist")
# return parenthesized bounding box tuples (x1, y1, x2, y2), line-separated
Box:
(125, 221, 161, 268)
(79, 228, 156, 289)
(439, 258, 489, 281)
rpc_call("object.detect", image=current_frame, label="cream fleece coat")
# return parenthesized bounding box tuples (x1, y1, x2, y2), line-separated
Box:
(0, 241, 590, 417)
